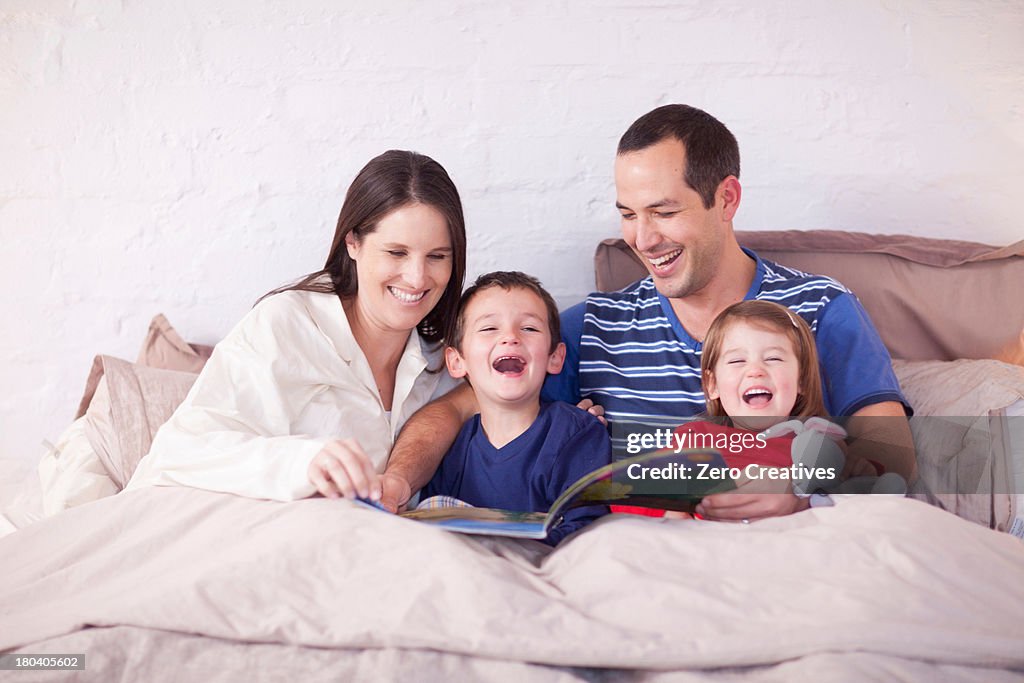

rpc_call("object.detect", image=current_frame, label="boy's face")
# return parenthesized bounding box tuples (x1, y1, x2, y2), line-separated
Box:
(446, 286, 566, 407)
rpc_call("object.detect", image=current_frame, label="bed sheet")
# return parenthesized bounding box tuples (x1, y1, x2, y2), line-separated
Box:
(2, 487, 1023, 679)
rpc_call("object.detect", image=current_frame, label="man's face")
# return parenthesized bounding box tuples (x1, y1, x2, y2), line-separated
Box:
(614, 138, 727, 300)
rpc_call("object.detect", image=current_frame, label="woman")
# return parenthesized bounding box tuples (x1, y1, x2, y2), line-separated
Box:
(127, 150, 467, 501)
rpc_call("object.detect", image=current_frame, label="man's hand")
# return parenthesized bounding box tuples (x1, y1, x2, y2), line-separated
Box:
(381, 382, 478, 504)
(845, 401, 917, 482)
(842, 452, 880, 479)
(576, 398, 607, 426)
(696, 475, 809, 522)
(378, 472, 412, 513)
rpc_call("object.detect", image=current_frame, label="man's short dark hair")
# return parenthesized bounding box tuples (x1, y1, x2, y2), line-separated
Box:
(446, 271, 561, 353)
(617, 104, 740, 209)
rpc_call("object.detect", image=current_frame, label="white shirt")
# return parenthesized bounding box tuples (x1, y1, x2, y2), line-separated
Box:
(127, 290, 460, 501)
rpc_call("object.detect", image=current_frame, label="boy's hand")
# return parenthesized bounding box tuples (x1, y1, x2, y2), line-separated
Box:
(576, 398, 607, 426)
(308, 438, 380, 501)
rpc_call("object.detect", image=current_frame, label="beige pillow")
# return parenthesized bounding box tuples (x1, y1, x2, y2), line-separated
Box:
(75, 314, 213, 419)
(594, 231, 1024, 363)
(83, 356, 198, 489)
(894, 359, 1024, 532)
(894, 359, 1024, 416)
(136, 313, 215, 372)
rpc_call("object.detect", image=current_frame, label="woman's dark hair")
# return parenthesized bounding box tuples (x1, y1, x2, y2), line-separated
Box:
(261, 150, 466, 343)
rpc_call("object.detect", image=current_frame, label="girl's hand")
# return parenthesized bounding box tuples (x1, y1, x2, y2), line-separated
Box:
(307, 438, 380, 501)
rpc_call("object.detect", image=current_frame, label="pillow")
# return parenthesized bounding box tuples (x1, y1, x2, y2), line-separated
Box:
(894, 359, 1024, 416)
(75, 314, 213, 419)
(35, 417, 118, 518)
(894, 359, 1024, 533)
(136, 313, 215, 372)
(83, 356, 199, 489)
(594, 231, 1024, 363)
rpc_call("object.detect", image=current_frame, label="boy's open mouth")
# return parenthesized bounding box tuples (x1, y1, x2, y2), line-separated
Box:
(492, 356, 526, 374)
(742, 388, 773, 408)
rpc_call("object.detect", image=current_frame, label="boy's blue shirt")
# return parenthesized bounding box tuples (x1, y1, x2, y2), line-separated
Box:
(422, 401, 611, 545)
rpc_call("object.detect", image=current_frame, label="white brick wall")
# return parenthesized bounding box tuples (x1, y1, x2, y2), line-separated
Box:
(2, 0, 1022, 465)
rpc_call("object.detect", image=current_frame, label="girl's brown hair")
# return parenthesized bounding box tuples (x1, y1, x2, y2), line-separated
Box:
(260, 150, 466, 344)
(700, 300, 828, 419)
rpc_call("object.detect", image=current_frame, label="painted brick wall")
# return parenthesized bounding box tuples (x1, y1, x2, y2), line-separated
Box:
(2, 0, 1022, 465)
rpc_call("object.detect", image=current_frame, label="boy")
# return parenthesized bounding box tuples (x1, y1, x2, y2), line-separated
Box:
(421, 271, 611, 545)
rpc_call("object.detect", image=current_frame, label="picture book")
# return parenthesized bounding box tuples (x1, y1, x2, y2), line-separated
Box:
(394, 449, 734, 539)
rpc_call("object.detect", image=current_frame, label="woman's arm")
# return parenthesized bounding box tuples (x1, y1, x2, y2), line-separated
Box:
(129, 293, 378, 501)
(128, 338, 330, 501)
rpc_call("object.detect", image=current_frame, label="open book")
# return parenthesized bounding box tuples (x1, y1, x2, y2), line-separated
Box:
(394, 449, 734, 539)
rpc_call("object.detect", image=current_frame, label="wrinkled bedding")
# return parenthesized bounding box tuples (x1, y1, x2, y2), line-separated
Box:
(13, 628, 1024, 683)
(2, 488, 1023, 680)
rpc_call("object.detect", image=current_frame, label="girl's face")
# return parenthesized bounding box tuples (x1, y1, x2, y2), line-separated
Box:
(345, 203, 453, 336)
(706, 320, 801, 431)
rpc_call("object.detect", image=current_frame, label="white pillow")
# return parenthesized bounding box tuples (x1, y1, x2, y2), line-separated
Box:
(37, 415, 119, 518)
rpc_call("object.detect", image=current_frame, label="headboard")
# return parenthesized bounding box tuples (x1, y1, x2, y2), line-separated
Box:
(594, 230, 1024, 363)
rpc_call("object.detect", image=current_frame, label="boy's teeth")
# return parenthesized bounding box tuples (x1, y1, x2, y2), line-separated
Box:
(649, 249, 682, 267)
(493, 356, 526, 374)
(388, 287, 426, 303)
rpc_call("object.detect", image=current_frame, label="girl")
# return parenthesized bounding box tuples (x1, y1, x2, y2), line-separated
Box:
(616, 300, 855, 521)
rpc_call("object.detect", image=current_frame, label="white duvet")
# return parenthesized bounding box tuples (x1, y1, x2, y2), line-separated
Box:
(1, 487, 1023, 678)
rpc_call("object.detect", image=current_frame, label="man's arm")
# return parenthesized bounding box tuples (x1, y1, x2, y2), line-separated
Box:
(379, 383, 478, 511)
(811, 293, 916, 480)
(844, 400, 917, 482)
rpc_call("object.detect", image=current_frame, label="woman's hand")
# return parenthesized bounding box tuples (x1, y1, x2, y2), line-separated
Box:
(307, 438, 381, 501)
(696, 476, 810, 523)
(576, 398, 607, 426)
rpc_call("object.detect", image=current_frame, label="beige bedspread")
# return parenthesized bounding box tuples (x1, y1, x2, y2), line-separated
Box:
(2, 487, 1023, 678)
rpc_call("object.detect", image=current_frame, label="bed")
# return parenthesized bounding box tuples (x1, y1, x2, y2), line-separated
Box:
(2, 230, 1023, 682)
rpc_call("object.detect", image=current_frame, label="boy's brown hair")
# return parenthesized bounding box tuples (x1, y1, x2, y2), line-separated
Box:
(700, 300, 828, 419)
(446, 271, 561, 353)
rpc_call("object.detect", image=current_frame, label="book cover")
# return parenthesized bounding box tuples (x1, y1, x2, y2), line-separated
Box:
(397, 449, 734, 539)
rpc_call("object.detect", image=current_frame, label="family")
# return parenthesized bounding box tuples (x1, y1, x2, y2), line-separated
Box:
(127, 104, 917, 543)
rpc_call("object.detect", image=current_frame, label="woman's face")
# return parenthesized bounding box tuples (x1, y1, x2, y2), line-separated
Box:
(345, 203, 453, 336)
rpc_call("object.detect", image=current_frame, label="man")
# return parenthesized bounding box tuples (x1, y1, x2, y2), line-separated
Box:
(335, 104, 916, 520)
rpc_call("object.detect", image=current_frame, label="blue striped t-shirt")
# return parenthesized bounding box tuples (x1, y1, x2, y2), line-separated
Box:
(542, 249, 907, 424)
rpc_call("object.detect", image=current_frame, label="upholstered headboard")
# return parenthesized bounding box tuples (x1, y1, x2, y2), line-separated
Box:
(594, 230, 1024, 363)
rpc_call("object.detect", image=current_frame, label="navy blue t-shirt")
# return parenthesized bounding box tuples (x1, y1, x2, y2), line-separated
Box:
(423, 401, 611, 545)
